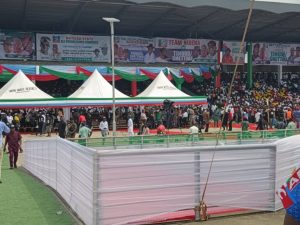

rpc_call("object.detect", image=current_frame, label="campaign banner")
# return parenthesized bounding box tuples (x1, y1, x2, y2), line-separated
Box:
(286, 44, 300, 65)
(252, 42, 270, 65)
(222, 41, 246, 65)
(36, 33, 110, 62)
(252, 43, 300, 65)
(0, 31, 35, 60)
(153, 38, 218, 64)
(114, 36, 154, 63)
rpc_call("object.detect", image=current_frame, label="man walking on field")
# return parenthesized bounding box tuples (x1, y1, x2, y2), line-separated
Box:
(4, 125, 22, 169)
(0, 119, 10, 183)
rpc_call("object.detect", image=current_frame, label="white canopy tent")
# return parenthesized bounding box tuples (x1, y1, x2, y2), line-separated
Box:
(136, 71, 190, 98)
(69, 69, 128, 98)
(0, 70, 53, 99)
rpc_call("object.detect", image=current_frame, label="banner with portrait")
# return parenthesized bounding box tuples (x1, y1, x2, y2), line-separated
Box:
(252, 43, 300, 65)
(222, 41, 246, 65)
(114, 36, 154, 63)
(36, 33, 110, 62)
(287, 44, 300, 65)
(0, 31, 35, 60)
(153, 38, 218, 64)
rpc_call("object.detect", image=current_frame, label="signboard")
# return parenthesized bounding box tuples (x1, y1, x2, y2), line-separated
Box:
(114, 36, 154, 63)
(285, 44, 300, 65)
(36, 33, 110, 62)
(222, 41, 246, 65)
(0, 31, 35, 60)
(252, 43, 300, 65)
(154, 38, 218, 64)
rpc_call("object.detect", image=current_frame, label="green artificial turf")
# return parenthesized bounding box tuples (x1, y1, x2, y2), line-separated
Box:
(0, 153, 78, 225)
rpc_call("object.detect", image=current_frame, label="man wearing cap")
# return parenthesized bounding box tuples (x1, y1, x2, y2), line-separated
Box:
(4, 125, 22, 169)
(0, 119, 10, 183)
(144, 43, 156, 64)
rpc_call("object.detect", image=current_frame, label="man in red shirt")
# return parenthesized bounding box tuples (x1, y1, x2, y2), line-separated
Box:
(4, 125, 22, 169)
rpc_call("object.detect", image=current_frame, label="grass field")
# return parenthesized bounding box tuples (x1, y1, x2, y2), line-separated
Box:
(0, 153, 78, 225)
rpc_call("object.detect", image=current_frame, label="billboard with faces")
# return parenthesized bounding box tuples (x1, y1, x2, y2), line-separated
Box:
(0, 31, 35, 60)
(36, 33, 110, 62)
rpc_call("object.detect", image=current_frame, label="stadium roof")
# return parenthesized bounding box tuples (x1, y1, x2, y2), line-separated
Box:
(1, 0, 300, 42)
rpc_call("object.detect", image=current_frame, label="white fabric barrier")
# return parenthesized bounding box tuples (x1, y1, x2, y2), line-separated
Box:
(24, 138, 96, 225)
(97, 144, 276, 225)
(23, 135, 300, 225)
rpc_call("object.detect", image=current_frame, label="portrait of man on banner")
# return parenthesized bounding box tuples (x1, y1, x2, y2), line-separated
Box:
(144, 43, 156, 64)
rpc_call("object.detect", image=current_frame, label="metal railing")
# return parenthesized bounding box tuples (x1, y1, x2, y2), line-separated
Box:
(68, 129, 300, 149)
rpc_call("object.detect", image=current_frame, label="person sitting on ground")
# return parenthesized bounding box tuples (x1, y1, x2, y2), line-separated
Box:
(189, 122, 199, 135)
(189, 122, 199, 141)
(286, 118, 296, 130)
(157, 122, 166, 135)
(142, 124, 150, 135)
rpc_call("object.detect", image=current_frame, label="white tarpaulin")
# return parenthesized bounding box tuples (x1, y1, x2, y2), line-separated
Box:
(68, 69, 128, 98)
(24, 135, 300, 225)
(0, 70, 53, 99)
(136, 71, 189, 98)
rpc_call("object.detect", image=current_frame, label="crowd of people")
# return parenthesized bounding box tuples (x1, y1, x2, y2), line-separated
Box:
(0, 71, 299, 138)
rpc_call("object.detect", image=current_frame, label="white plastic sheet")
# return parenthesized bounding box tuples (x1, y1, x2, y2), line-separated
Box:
(24, 138, 95, 225)
(23, 135, 300, 225)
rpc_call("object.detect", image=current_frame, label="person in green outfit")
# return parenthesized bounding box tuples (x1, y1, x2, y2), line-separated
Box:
(78, 122, 92, 146)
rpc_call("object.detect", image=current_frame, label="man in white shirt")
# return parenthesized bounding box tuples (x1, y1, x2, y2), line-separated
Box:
(99, 117, 109, 137)
(255, 110, 261, 123)
(144, 44, 156, 64)
(7, 113, 13, 125)
(128, 115, 134, 136)
(0, 119, 10, 183)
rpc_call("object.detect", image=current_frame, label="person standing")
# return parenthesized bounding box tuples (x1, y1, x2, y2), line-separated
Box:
(99, 117, 109, 137)
(203, 109, 210, 132)
(67, 119, 77, 138)
(78, 122, 92, 146)
(0, 120, 10, 183)
(58, 116, 66, 138)
(128, 115, 134, 136)
(45, 113, 53, 137)
(4, 125, 22, 169)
